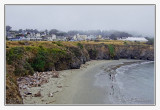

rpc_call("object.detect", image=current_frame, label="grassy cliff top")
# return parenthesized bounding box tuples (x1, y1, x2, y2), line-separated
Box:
(6, 40, 148, 48)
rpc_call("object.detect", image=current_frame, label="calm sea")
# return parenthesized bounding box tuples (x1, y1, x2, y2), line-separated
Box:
(111, 61, 154, 104)
(95, 61, 154, 104)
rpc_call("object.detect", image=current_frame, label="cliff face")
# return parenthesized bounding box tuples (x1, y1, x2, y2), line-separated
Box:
(83, 44, 154, 61)
(6, 41, 154, 104)
(6, 65, 23, 104)
(115, 45, 154, 61)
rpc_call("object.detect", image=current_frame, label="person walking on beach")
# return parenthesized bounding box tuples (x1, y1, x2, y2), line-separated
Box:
(109, 74, 111, 79)
(111, 85, 114, 95)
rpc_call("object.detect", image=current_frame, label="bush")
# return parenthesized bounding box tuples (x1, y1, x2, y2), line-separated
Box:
(52, 41, 63, 46)
(108, 44, 115, 58)
(14, 62, 34, 76)
(18, 41, 28, 45)
(134, 41, 140, 44)
(24, 62, 34, 75)
(31, 46, 48, 71)
(14, 67, 26, 76)
(123, 41, 128, 45)
(77, 43, 83, 49)
(6, 47, 24, 64)
(30, 46, 67, 71)
(69, 47, 81, 57)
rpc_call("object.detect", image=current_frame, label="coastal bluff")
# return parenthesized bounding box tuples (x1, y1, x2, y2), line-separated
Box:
(6, 41, 154, 104)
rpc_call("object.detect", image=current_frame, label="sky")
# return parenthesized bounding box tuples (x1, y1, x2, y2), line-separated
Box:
(5, 5, 155, 36)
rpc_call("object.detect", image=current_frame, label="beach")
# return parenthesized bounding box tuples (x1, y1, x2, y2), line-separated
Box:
(20, 59, 154, 105)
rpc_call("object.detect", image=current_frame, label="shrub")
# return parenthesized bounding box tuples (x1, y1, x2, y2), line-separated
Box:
(14, 67, 26, 76)
(25, 46, 32, 51)
(31, 47, 47, 71)
(24, 62, 34, 75)
(69, 47, 81, 57)
(52, 41, 63, 46)
(134, 41, 140, 44)
(108, 44, 115, 58)
(30, 46, 67, 71)
(123, 41, 128, 45)
(6, 47, 24, 64)
(18, 41, 29, 45)
(77, 43, 83, 49)
(14, 62, 34, 76)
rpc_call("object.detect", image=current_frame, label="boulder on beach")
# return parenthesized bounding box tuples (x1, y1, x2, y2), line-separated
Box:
(34, 91, 41, 97)
(52, 71, 59, 78)
(57, 86, 62, 88)
(24, 91, 32, 95)
(48, 92, 53, 97)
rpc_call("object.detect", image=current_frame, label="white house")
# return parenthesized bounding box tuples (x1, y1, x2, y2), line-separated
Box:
(96, 35, 102, 39)
(76, 34, 87, 41)
(52, 34, 56, 40)
(73, 35, 77, 40)
(36, 33, 41, 37)
(119, 37, 148, 42)
(42, 34, 57, 41)
(45, 34, 56, 41)
(87, 35, 96, 40)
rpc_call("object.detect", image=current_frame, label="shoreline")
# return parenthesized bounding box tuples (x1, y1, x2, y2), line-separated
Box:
(20, 59, 147, 104)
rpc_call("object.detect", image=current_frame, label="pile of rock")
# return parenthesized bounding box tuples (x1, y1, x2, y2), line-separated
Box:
(17, 71, 59, 97)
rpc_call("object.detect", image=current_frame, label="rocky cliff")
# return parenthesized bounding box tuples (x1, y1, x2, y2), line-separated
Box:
(6, 41, 154, 104)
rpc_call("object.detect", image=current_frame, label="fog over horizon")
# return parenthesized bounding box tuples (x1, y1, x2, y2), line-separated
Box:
(6, 5, 155, 37)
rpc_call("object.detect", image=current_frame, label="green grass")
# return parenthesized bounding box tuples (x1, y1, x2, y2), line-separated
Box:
(108, 44, 115, 58)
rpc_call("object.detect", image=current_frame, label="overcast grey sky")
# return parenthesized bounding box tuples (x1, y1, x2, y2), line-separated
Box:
(5, 5, 155, 36)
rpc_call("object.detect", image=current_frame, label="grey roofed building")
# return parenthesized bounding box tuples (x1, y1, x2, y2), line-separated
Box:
(29, 36, 42, 41)
(56, 36, 66, 41)
(42, 34, 56, 41)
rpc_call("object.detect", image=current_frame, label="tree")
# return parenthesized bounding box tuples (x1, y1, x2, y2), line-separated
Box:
(56, 32, 67, 36)
(45, 29, 48, 35)
(6, 26, 12, 32)
(109, 34, 117, 40)
(67, 30, 79, 36)
(33, 29, 39, 34)
(49, 29, 59, 35)
(145, 37, 154, 45)
(18, 29, 23, 33)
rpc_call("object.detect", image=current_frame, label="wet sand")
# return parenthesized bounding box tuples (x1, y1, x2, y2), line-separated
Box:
(22, 59, 141, 105)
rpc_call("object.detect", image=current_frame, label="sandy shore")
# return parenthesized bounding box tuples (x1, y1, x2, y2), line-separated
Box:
(22, 59, 142, 105)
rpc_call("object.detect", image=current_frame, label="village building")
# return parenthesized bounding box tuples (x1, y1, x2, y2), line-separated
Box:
(96, 35, 102, 40)
(43, 34, 56, 41)
(36, 33, 41, 37)
(8, 36, 27, 41)
(119, 37, 148, 42)
(76, 34, 87, 41)
(29, 36, 42, 41)
(6, 32, 15, 39)
(73, 35, 78, 41)
(56, 36, 66, 41)
(87, 35, 96, 40)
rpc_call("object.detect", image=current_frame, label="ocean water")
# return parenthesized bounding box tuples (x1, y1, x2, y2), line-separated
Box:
(94, 61, 154, 105)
